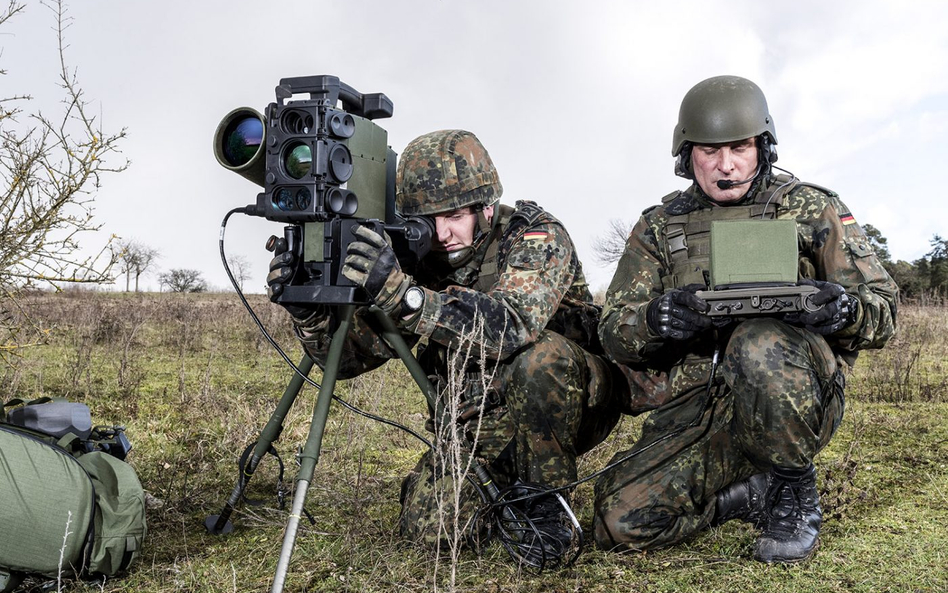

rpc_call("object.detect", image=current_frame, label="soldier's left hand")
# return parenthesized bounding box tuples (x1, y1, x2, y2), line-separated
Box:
(785, 279, 857, 336)
(342, 224, 412, 316)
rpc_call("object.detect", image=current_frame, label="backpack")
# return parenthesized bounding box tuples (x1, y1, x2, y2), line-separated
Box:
(0, 399, 147, 592)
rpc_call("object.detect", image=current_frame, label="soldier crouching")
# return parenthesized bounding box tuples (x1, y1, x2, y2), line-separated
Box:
(268, 129, 640, 560)
(594, 76, 898, 563)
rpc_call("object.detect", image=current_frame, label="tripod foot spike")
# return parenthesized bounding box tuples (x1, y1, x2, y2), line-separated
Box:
(205, 514, 235, 535)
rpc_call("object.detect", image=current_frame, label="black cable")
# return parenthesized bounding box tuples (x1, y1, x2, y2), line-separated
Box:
(760, 165, 798, 220)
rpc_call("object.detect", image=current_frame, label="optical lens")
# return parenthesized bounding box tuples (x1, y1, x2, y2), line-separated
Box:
(284, 143, 313, 179)
(296, 188, 312, 211)
(221, 116, 263, 167)
(274, 188, 294, 211)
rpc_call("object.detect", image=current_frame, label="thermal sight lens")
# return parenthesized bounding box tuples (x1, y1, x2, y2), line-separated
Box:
(274, 188, 294, 211)
(285, 143, 313, 179)
(222, 116, 263, 167)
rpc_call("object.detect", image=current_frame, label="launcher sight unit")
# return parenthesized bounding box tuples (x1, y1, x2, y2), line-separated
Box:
(694, 220, 823, 317)
(213, 75, 433, 305)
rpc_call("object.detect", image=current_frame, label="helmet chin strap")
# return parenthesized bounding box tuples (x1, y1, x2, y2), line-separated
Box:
(444, 246, 475, 268)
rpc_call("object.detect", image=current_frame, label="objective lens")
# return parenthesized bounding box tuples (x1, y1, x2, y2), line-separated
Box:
(274, 188, 294, 211)
(221, 116, 263, 167)
(284, 143, 312, 179)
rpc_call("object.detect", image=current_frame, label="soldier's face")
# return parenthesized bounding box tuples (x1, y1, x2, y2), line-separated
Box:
(691, 137, 759, 203)
(432, 205, 494, 251)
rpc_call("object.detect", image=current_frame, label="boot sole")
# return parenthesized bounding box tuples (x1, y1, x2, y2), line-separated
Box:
(754, 538, 820, 564)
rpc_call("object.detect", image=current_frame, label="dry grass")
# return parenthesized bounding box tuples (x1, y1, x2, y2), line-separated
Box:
(4, 292, 947, 593)
(848, 304, 948, 402)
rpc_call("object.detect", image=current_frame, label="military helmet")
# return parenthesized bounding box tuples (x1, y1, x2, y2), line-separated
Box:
(672, 75, 777, 157)
(396, 129, 502, 217)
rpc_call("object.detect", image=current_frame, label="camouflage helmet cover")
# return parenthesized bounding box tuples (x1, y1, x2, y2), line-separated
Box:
(672, 75, 777, 156)
(396, 129, 503, 216)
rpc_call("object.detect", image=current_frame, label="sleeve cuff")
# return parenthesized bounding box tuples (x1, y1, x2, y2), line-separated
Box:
(405, 287, 441, 337)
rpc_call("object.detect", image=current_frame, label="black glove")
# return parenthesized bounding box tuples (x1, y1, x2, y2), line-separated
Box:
(342, 224, 412, 316)
(784, 279, 857, 336)
(265, 235, 320, 320)
(646, 288, 712, 340)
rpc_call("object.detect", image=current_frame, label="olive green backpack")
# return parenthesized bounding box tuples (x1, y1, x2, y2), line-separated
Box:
(0, 399, 147, 592)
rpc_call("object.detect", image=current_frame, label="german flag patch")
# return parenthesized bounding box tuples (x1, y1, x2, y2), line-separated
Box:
(523, 231, 549, 241)
(840, 213, 856, 226)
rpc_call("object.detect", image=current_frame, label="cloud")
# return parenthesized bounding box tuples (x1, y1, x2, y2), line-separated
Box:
(5, 0, 946, 292)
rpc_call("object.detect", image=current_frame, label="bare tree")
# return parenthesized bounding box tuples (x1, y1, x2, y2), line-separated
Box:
(590, 218, 634, 266)
(159, 268, 207, 293)
(1, 0, 127, 363)
(117, 239, 160, 292)
(226, 254, 252, 291)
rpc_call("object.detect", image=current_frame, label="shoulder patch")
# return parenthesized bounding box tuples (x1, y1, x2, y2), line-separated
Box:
(511, 200, 546, 226)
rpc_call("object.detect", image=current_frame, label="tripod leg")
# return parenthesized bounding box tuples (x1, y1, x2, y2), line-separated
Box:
(205, 355, 315, 535)
(370, 308, 441, 419)
(270, 304, 355, 593)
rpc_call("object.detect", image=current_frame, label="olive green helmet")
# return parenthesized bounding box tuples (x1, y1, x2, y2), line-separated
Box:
(396, 129, 502, 217)
(672, 75, 777, 157)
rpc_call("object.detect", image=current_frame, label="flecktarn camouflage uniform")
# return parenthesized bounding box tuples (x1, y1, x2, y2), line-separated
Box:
(296, 200, 633, 546)
(593, 176, 899, 551)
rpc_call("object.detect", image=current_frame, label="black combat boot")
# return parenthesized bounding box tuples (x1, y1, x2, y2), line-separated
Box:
(754, 463, 822, 563)
(712, 472, 771, 528)
(502, 486, 580, 569)
(527, 493, 579, 565)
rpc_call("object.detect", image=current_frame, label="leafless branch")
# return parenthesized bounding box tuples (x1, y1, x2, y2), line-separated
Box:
(0, 0, 127, 363)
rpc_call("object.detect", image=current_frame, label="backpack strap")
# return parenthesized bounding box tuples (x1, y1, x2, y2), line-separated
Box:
(474, 205, 514, 285)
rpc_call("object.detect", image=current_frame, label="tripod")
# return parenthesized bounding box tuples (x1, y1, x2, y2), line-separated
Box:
(205, 303, 450, 592)
(205, 304, 580, 592)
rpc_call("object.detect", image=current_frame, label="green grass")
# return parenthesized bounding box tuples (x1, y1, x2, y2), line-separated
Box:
(6, 292, 948, 592)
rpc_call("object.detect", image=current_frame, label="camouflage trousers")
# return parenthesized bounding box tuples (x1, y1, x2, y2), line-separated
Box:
(593, 318, 846, 551)
(399, 330, 624, 547)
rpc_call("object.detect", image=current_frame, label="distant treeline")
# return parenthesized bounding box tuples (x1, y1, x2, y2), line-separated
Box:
(865, 225, 948, 302)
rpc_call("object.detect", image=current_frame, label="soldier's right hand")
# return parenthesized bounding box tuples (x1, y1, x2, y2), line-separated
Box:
(646, 288, 712, 341)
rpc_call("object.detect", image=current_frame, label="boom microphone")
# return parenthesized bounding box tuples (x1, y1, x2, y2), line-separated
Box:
(716, 163, 762, 190)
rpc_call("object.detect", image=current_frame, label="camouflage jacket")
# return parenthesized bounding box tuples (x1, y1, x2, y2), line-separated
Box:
(599, 176, 899, 392)
(296, 200, 595, 378)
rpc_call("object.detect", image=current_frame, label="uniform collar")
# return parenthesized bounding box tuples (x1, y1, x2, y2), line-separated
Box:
(687, 175, 771, 210)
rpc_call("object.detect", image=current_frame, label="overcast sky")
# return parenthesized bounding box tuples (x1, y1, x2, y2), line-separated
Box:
(4, 0, 946, 293)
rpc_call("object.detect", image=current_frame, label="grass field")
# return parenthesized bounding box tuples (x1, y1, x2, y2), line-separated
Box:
(5, 292, 947, 592)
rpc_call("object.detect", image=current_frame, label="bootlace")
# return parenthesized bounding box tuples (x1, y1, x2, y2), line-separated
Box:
(764, 474, 821, 540)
